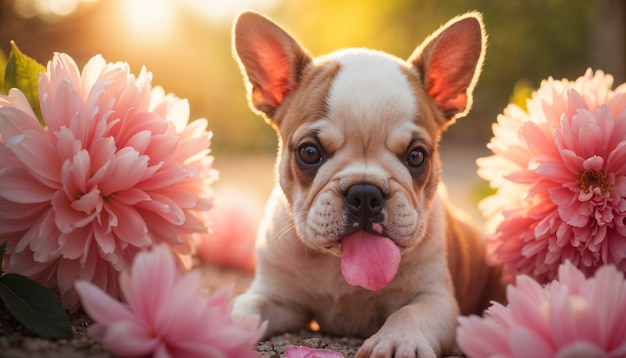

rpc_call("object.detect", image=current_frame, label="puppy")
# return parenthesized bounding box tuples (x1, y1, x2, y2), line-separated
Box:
(231, 11, 505, 357)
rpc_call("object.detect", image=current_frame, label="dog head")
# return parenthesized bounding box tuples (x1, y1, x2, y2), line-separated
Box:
(233, 11, 485, 255)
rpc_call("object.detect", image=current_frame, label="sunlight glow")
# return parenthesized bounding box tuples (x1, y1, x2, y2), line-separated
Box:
(120, 0, 273, 40)
(123, 0, 176, 40)
(181, 0, 279, 22)
(13, 0, 97, 21)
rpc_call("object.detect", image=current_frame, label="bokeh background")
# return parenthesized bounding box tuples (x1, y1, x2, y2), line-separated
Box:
(2, 0, 625, 223)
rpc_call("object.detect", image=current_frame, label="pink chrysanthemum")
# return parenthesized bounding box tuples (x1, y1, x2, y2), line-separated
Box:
(75, 244, 266, 358)
(457, 261, 626, 357)
(0, 53, 216, 311)
(478, 69, 626, 283)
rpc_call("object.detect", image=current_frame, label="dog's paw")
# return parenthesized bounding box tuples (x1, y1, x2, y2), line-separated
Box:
(355, 332, 437, 358)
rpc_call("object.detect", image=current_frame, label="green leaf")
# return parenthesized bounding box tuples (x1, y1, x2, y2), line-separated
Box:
(3, 41, 46, 125)
(0, 242, 5, 271)
(0, 48, 7, 93)
(0, 273, 72, 339)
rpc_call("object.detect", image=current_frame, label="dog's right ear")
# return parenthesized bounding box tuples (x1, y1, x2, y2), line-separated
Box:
(233, 11, 312, 119)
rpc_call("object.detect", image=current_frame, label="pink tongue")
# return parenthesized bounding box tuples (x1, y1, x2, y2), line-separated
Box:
(340, 231, 401, 291)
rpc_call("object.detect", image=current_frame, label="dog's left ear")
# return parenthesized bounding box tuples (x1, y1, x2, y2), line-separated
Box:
(409, 12, 486, 124)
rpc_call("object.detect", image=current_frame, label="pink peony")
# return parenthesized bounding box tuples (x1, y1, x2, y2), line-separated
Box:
(75, 244, 266, 358)
(0, 53, 216, 310)
(457, 261, 626, 357)
(478, 69, 626, 283)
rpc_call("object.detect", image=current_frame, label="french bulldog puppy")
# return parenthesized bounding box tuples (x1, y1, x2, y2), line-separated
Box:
(231, 11, 505, 358)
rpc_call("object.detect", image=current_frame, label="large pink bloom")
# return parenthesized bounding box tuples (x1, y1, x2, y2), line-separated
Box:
(478, 69, 626, 283)
(457, 262, 626, 357)
(75, 244, 266, 358)
(0, 53, 216, 310)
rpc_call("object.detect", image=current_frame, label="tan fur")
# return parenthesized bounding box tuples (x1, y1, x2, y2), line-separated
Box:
(231, 11, 505, 357)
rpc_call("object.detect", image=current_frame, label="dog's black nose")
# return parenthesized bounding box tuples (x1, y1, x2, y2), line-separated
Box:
(344, 183, 385, 219)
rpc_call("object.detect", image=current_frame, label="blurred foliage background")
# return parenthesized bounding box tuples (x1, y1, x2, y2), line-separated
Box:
(1, 0, 624, 157)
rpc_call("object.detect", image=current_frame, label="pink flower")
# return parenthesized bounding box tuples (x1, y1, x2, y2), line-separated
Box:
(75, 244, 266, 358)
(478, 69, 626, 283)
(0, 53, 216, 311)
(285, 346, 344, 358)
(197, 192, 260, 273)
(457, 261, 626, 357)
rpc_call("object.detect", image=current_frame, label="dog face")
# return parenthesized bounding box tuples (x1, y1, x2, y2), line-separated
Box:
(275, 50, 443, 254)
(234, 11, 484, 255)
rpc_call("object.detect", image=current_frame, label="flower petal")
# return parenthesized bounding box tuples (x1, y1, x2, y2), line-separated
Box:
(153, 271, 205, 339)
(5, 130, 61, 184)
(0, 99, 41, 139)
(509, 325, 555, 357)
(121, 245, 179, 321)
(74, 280, 135, 325)
(98, 147, 149, 195)
(285, 346, 344, 358)
(101, 320, 161, 357)
(52, 190, 96, 233)
(555, 341, 606, 358)
(606, 141, 626, 175)
(457, 315, 510, 357)
(104, 198, 150, 247)
(0, 166, 56, 203)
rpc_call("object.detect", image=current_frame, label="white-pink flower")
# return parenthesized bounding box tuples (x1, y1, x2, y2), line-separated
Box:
(285, 346, 344, 358)
(0, 53, 216, 311)
(457, 261, 626, 357)
(75, 244, 266, 358)
(478, 69, 626, 283)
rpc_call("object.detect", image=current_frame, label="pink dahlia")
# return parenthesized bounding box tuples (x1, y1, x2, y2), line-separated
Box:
(457, 261, 626, 357)
(75, 244, 266, 358)
(0, 53, 216, 311)
(478, 69, 626, 283)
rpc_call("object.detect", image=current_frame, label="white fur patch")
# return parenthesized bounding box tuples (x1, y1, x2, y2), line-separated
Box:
(322, 49, 417, 138)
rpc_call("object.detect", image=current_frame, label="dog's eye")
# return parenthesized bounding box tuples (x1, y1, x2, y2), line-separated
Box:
(406, 148, 426, 168)
(298, 144, 324, 165)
